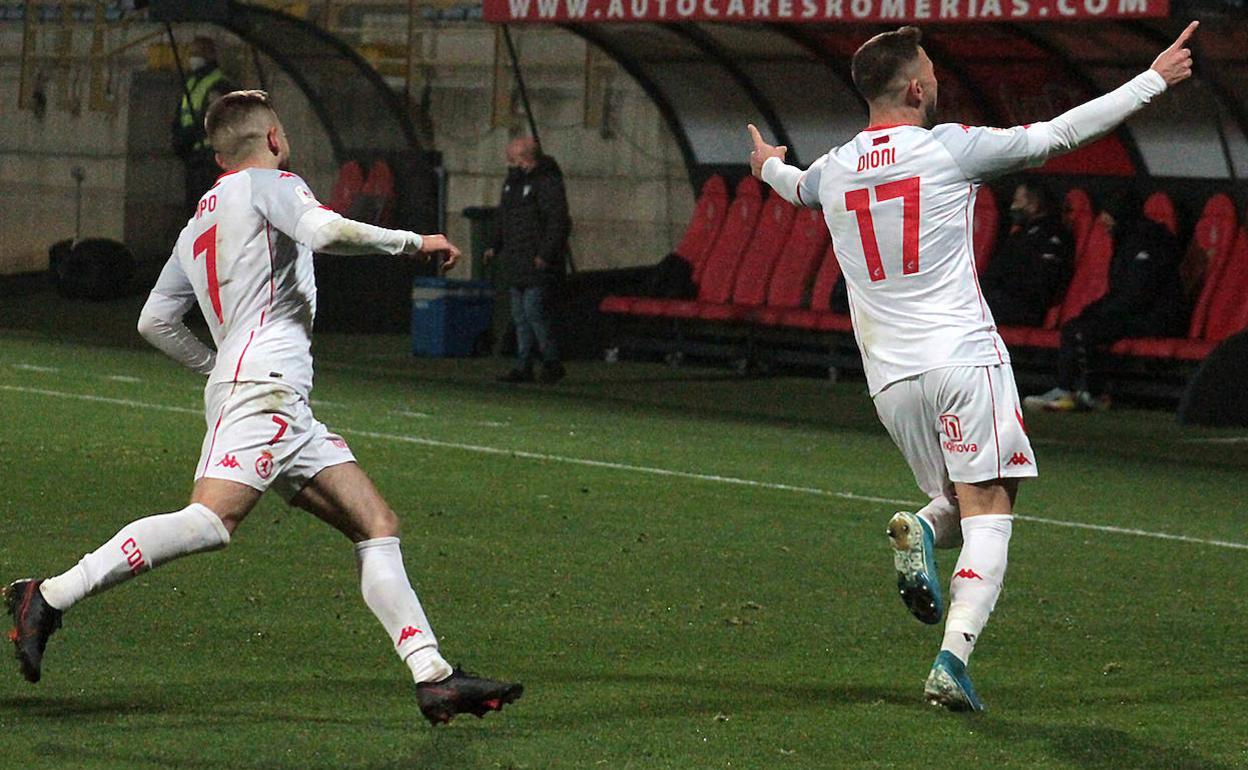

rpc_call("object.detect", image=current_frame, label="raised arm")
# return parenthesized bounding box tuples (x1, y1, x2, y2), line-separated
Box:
(941, 21, 1198, 181)
(748, 123, 826, 208)
(137, 256, 217, 375)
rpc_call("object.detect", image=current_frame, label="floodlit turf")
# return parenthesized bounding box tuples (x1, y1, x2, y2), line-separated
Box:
(0, 292, 1245, 769)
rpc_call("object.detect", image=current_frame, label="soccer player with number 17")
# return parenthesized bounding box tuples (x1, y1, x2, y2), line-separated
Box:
(6, 90, 522, 726)
(750, 21, 1198, 710)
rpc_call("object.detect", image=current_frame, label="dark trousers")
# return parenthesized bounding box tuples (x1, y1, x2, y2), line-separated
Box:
(1056, 306, 1134, 394)
(509, 286, 559, 370)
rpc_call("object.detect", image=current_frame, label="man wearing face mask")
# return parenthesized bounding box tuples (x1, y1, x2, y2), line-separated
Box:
(172, 37, 235, 216)
(980, 180, 1073, 327)
(485, 136, 571, 384)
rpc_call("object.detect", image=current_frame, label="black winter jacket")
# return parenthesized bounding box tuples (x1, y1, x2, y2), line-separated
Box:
(981, 214, 1074, 327)
(1083, 218, 1187, 337)
(492, 156, 571, 288)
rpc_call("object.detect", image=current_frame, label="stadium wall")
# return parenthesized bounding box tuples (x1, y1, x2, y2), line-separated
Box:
(0, 18, 693, 279)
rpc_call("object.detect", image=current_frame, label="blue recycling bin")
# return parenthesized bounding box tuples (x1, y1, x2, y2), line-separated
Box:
(410, 277, 494, 357)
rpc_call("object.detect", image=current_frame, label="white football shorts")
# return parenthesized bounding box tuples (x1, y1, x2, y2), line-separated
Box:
(196, 382, 356, 501)
(872, 364, 1037, 498)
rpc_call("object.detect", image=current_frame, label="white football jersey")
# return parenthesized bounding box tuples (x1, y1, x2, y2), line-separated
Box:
(797, 123, 1050, 395)
(150, 168, 341, 398)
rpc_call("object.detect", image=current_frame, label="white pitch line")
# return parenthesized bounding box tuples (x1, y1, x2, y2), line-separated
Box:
(12, 363, 58, 373)
(1180, 436, 1248, 444)
(2, 383, 1245, 552)
(104, 375, 144, 384)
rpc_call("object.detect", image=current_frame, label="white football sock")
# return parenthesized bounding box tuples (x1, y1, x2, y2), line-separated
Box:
(916, 495, 963, 549)
(38, 503, 230, 611)
(942, 514, 1013, 665)
(355, 537, 451, 684)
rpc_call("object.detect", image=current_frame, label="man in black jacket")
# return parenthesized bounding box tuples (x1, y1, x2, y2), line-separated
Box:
(487, 137, 571, 384)
(1025, 191, 1186, 411)
(981, 180, 1073, 327)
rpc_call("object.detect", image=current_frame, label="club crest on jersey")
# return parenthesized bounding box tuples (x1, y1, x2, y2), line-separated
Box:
(294, 185, 317, 205)
(255, 450, 274, 480)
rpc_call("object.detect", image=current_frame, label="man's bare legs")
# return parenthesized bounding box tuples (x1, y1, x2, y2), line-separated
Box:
(292, 462, 451, 684)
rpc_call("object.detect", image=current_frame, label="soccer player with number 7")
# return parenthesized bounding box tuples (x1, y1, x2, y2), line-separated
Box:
(749, 21, 1198, 711)
(5, 90, 522, 726)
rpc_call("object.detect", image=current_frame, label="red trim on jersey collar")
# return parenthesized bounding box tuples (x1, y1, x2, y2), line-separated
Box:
(862, 123, 916, 131)
(214, 170, 241, 183)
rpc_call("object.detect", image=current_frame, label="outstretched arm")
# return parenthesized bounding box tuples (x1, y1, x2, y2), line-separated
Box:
(941, 21, 1198, 180)
(1035, 21, 1196, 155)
(137, 256, 216, 375)
(299, 216, 461, 269)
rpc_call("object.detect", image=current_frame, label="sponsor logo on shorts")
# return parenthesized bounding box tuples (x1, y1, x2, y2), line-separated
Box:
(1007, 452, 1032, 466)
(396, 626, 423, 646)
(215, 453, 241, 469)
(255, 450, 274, 480)
(327, 435, 349, 450)
(943, 440, 979, 453)
(954, 568, 983, 580)
(939, 413, 963, 442)
(121, 537, 147, 575)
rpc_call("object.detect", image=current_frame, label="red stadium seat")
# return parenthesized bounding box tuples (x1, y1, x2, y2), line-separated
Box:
(1201, 226, 1248, 344)
(698, 193, 797, 322)
(1063, 188, 1095, 262)
(973, 185, 999, 274)
(1058, 217, 1113, 325)
(329, 161, 365, 215)
(676, 175, 730, 269)
(773, 245, 849, 330)
(599, 175, 730, 317)
(1143, 191, 1178, 236)
(750, 208, 830, 325)
(1183, 193, 1239, 335)
(630, 176, 764, 319)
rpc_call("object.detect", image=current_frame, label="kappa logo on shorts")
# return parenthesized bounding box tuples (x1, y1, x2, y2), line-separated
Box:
(255, 450, 274, 480)
(1007, 452, 1032, 466)
(396, 626, 423, 646)
(215, 454, 242, 469)
(954, 568, 984, 580)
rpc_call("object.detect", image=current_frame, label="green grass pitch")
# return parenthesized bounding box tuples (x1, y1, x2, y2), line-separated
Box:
(0, 294, 1245, 769)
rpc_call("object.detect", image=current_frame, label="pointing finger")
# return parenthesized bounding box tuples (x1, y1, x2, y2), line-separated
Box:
(747, 123, 765, 148)
(1170, 20, 1199, 50)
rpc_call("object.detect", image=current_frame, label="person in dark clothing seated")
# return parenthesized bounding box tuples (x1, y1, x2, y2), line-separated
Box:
(485, 137, 571, 384)
(1025, 191, 1186, 412)
(981, 180, 1074, 326)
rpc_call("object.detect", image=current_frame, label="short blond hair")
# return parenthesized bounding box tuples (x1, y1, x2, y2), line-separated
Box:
(204, 90, 279, 166)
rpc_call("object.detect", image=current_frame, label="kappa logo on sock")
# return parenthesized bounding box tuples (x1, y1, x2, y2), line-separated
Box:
(396, 626, 423, 646)
(954, 568, 984, 580)
(1007, 452, 1032, 466)
(215, 453, 241, 470)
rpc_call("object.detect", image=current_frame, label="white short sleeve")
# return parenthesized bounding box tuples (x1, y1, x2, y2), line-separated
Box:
(930, 123, 1050, 183)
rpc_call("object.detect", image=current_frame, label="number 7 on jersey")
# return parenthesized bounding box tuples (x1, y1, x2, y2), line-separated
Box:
(844, 176, 921, 282)
(192, 224, 225, 324)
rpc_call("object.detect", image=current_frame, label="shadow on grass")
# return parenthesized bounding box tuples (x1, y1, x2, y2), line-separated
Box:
(985, 719, 1235, 770)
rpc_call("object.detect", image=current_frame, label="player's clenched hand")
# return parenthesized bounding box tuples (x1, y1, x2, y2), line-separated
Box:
(418, 234, 461, 271)
(1151, 20, 1198, 87)
(747, 123, 787, 179)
